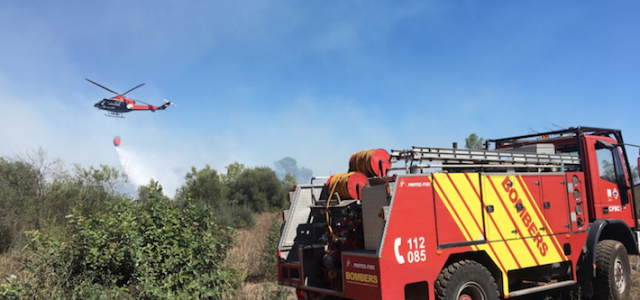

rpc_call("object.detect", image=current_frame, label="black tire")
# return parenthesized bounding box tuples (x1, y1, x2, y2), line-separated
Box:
(435, 260, 499, 300)
(592, 240, 630, 300)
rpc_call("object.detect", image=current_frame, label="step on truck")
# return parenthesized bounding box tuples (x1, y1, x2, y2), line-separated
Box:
(278, 126, 640, 300)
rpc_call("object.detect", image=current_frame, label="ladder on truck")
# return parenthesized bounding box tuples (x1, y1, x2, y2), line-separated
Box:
(390, 146, 581, 173)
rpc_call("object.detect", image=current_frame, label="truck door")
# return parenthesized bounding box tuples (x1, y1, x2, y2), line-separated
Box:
(539, 175, 571, 235)
(513, 175, 571, 235)
(583, 136, 634, 224)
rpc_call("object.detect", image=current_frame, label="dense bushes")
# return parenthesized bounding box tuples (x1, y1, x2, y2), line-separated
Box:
(0, 151, 307, 299)
(0, 152, 128, 253)
(3, 187, 241, 299)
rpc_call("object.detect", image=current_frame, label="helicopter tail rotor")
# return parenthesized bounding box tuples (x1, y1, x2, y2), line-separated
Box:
(164, 99, 177, 107)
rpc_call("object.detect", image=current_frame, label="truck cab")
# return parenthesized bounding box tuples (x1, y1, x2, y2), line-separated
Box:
(492, 127, 637, 229)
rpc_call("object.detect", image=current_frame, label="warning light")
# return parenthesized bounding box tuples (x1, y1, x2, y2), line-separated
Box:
(572, 175, 580, 186)
(296, 289, 307, 299)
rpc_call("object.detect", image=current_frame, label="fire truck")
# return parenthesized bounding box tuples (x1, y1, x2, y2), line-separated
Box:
(278, 126, 640, 300)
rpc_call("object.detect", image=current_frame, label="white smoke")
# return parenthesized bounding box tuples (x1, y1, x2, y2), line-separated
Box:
(115, 146, 148, 187)
(115, 146, 181, 198)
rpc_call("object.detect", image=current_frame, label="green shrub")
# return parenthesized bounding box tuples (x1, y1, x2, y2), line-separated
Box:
(261, 217, 282, 281)
(214, 205, 256, 229)
(4, 187, 242, 299)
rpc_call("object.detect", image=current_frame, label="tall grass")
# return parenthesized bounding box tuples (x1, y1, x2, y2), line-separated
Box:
(227, 213, 295, 300)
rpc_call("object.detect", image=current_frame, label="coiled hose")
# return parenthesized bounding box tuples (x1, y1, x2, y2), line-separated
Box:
(324, 172, 368, 239)
(324, 149, 390, 241)
(348, 149, 391, 177)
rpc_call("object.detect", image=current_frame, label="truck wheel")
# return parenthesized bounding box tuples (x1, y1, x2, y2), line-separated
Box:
(592, 240, 630, 300)
(435, 260, 499, 300)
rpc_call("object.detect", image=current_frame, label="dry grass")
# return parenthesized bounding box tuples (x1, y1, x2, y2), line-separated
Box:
(0, 249, 26, 281)
(227, 212, 278, 282)
(227, 213, 274, 278)
(234, 281, 296, 300)
(228, 212, 296, 300)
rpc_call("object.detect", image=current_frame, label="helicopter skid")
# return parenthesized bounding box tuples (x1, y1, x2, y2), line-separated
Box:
(105, 112, 125, 118)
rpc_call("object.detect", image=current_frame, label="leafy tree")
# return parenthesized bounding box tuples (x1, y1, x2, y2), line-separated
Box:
(283, 172, 297, 188)
(274, 157, 312, 184)
(464, 133, 485, 150)
(70, 164, 128, 215)
(221, 162, 246, 185)
(9, 147, 64, 229)
(73, 164, 127, 197)
(229, 167, 286, 212)
(0, 157, 39, 251)
(175, 165, 226, 208)
(0, 157, 39, 216)
(0, 151, 128, 252)
(220, 162, 246, 205)
(136, 179, 168, 203)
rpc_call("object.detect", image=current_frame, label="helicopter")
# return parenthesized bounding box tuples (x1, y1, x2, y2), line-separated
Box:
(86, 78, 176, 118)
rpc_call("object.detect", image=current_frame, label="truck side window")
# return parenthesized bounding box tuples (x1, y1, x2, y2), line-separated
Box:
(595, 148, 616, 183)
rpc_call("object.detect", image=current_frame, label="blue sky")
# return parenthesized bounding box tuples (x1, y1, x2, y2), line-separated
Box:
(1, 1, 639, 196)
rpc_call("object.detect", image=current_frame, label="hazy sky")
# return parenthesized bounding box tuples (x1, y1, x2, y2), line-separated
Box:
(1, 1, 639, 196)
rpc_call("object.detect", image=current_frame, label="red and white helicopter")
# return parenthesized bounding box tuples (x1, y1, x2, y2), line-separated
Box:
(86, 78, 176, 118)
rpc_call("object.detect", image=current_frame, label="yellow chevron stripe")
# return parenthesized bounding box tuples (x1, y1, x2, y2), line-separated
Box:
(516, 176, 568, 261)
(501, 175, 565, 265)
(435, 173, 569, 297)
(435, 174, 484, 241)
(433, 174, 475, 244)
(437, 174, 512, 296)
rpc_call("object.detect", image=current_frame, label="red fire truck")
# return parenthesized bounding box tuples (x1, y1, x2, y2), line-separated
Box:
(278, 126, 640, 300)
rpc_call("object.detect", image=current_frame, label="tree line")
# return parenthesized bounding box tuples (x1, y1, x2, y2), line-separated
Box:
(0, 148, 309, 299)
(0, 149, 307, 253)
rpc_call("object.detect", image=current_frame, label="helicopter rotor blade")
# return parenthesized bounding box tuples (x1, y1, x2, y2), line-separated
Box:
(86, 78, 119, 95)
(128, 98, 152, 106)
(121, 83, 145, 96)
